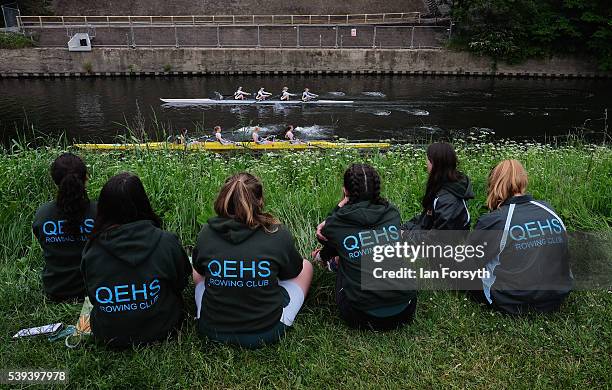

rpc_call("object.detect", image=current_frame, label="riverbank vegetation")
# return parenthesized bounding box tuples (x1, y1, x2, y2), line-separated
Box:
(451, 0, 612, 70)
(0, 142, 610, 388)
(0, 32, 33, 49)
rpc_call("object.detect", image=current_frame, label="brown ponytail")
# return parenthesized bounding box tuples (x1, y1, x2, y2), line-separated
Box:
(214, 172, 280, 232)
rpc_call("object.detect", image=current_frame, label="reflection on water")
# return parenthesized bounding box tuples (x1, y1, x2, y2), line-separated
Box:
(76, 93, 104, 127)
(0, 75, 610, 144)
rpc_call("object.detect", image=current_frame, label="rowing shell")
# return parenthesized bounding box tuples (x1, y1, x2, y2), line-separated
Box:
(75, 141, 389, 152)
(160, 98, 354, 105)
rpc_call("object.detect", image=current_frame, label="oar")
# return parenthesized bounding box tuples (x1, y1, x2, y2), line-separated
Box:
(254, 94, 276, 103)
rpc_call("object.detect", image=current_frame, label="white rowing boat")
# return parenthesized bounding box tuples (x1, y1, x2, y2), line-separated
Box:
(160, 98, 354, 105)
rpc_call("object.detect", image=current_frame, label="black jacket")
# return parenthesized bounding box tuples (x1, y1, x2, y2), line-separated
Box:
(32, 200, 97, 301)
(81, 220, 191, 347)
(402, 174, 474, 231)
(470, 195, 573, 314)
(193, 218, 303, 334)
(320, 201, 416, 310)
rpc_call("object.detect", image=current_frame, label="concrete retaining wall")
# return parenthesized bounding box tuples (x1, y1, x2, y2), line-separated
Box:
(0, 48, 609, 78)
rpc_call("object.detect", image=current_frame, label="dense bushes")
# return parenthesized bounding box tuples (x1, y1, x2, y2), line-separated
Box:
(451, 0, 612, 70)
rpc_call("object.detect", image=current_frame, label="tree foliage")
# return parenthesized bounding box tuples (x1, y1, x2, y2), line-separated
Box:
(0, 0, 52, 27)
(452, 0, 612, 70)
(1, 0, 52, 15)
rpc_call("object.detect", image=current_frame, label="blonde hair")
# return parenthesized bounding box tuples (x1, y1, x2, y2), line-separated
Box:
(214, 172, 279, 232)
(486, 160, 528, 210)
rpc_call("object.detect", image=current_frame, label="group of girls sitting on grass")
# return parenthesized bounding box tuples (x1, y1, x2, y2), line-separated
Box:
(33, 143, 573, 348)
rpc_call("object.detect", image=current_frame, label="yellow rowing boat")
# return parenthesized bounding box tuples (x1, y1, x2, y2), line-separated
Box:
(75, 141, 390, 151)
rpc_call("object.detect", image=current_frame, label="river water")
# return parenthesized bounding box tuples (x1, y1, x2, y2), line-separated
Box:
(1, 75, 610, 144)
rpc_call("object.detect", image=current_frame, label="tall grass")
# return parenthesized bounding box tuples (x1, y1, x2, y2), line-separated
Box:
(0, 142, 610, 388)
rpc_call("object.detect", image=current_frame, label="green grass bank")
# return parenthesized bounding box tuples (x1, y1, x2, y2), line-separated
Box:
(0, 142, 611, 388)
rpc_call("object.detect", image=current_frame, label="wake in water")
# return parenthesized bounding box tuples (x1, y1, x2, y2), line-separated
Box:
(232, 125, 277, 135)
(357, 108, 392, 116)
(294, 125, 332, 138)
(529, 111, 550, 116)
(396, 108, 430, 116)
(362, 91, 386, 98)
(327, 91, 346, 96)
(231, 124, 332, 139)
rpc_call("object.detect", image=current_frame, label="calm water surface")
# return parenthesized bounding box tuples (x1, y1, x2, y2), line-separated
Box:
(1, 75, 610, 143)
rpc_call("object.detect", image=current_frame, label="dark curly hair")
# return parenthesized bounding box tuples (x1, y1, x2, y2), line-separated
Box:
(51, 153, 89, 236)
(343, 164, 388, 206)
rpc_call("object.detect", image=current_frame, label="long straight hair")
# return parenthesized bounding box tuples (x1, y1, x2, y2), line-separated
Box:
(214, 172, 279, 232)
(51, 153, 90, 236)
(422, 143, 461, 210)
(92, 172, 161, 237)
(343, 164, 388, 205)
(486, 160, 528, 210)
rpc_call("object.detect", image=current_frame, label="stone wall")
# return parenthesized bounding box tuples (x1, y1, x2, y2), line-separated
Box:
(0, 48, 608, 78)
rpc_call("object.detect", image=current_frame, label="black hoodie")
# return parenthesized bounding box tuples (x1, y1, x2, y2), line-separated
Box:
(81, 220, 191, 347)
(192, 217, 303, 334)
(32, 200, 97, 301)
(320, 201, 416, 310)
(469, 195, 573, 314)
(402, 174, 474, 231)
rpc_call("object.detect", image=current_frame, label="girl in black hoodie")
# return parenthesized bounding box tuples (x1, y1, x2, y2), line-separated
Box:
(468, 160, 572, 314)
(81, 173, 191, 348)
(314, 164, 417, 330)
(33, 153, 97, 302)
(402, 142, 474, 231)
(192, 172, 313, 348)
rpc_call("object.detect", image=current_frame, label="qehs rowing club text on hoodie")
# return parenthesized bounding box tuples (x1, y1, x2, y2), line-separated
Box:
(193, 217, 303, 334)
(321, 201, 416, 310)
(81, 220, 191, 347)
(32, 200, 97, 300)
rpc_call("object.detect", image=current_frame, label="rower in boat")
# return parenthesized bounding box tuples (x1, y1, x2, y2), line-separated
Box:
(178, 128, 189, 144)
(77, 140, 392, 151)
(176, 128, 204, 145)
(234, 87, 251, 100)
(252, 127, 271, 144)
(302, 88, 318, 102)
(285, 125, 301, 143)
(285, 125, 295, 141)
(255, 87, 273, 101)
(280, 87, 297, 101)
(214, 126, 232, 145)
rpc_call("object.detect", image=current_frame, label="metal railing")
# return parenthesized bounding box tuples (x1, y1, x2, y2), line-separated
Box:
(18, 12, 421, 28)
(27, 24, 450, 49)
